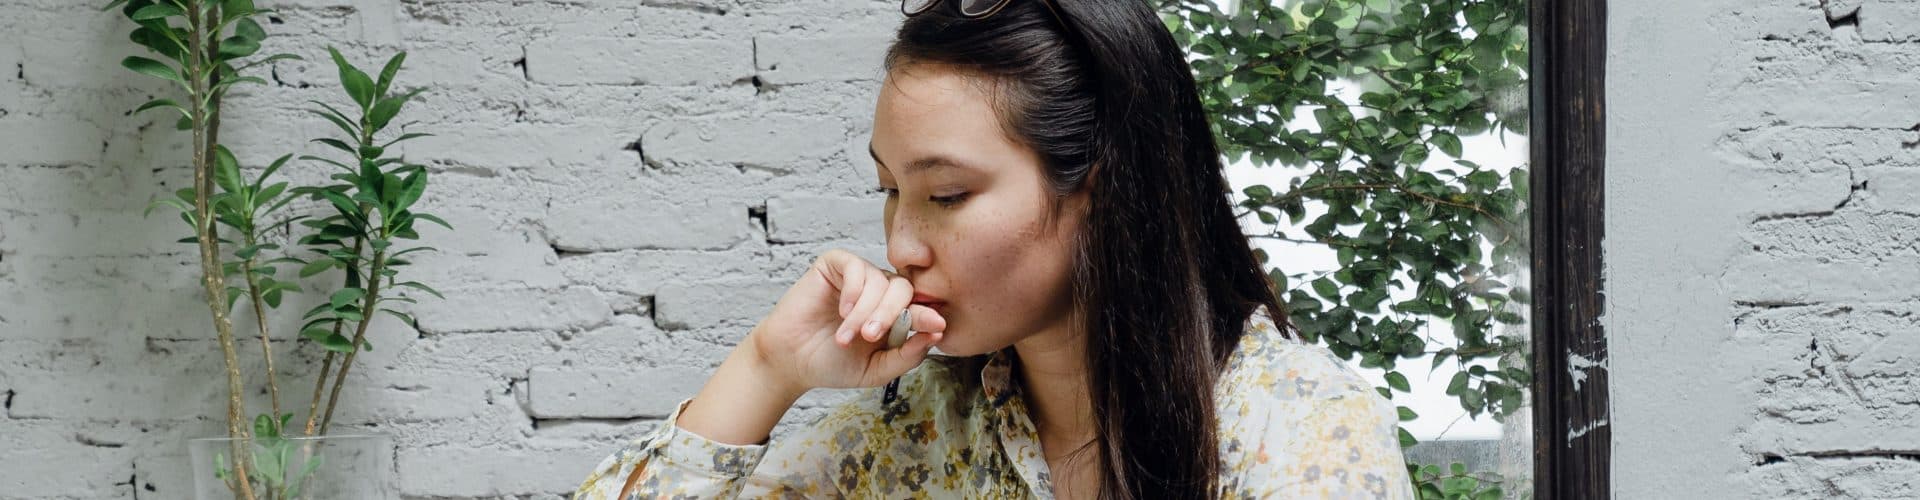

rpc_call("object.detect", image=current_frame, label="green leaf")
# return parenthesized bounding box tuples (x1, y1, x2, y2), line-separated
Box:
(1311, 277, 1339, 300)
(306, 100, 360, 137)
(129, 3, 181, 20)
(319, 333, 355, 352)
(1385, 371, 1410, 393)
(213, 146, 244, 194)
(1446, 371, 1469, 395)
(217, 36, 261, 60)
(410, 213, 453, 231)
(233, 17, 266, 42)
(367, 96, 404, 133)
(319, 189, 362, 220)
(1511, 168, 1529, 201)
(312, 138, 356, 154)
(330, 288, 365, 310)
(394, 169, 426, 211)
(380, 132, 434, 148)
(381, 308, 417, 329)
(299, 258, 334, 278)
(327, 46, 377, 109)
(375, 51, 407, 97)
(393, 281, 444, 299)
(1431, 131, 1463, 158)
(120, 56, 183, 85)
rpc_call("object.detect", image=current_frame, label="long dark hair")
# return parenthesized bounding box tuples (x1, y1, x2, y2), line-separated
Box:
(885, 0, 1289, 498)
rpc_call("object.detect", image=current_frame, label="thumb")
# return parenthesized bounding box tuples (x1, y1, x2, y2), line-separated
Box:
(868, 331, 943, 383)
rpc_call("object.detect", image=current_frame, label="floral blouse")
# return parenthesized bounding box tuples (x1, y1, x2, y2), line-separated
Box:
(571, 305, 1413, 499)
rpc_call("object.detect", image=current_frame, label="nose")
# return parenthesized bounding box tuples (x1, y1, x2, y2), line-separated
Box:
(885, 209, 932, 275)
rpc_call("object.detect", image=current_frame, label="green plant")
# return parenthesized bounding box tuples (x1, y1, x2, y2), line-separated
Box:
(289, 46, 447, 438)
(105, 0, 302, 496)
(104, 0, 448, 497)
(1154, 0, 1530, 497)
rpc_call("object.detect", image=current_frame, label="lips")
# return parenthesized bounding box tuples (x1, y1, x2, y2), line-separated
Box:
(911, 293, 946, 309)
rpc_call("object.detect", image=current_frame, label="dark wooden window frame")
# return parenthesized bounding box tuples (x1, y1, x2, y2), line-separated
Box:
(1528, 0, 1609, 498)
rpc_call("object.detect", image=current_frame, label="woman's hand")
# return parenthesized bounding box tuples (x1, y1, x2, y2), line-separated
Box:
(748, 249, 947, 391)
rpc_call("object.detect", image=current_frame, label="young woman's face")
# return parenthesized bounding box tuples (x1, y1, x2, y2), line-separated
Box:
(868, 64, 1089, 357)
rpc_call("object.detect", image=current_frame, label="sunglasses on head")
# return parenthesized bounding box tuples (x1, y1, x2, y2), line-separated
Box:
(901, 0, 1071, 32)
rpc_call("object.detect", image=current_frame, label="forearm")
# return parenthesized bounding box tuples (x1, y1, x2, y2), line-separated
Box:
(675, 333, 809, 446)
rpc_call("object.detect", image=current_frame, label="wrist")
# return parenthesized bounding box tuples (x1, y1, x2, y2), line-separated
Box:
(739, 332, 809, 402)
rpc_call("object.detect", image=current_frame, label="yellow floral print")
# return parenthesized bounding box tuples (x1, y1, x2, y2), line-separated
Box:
(572, 305, 1414, 499)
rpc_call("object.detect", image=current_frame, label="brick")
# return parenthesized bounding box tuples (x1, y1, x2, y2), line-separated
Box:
(640, 115, 845, 170)
(528, 365, 710, 418)
(398, 444, 608, 497)
(325, 368, 507, 424)
(652, 278, 787, 330)
(1724, 82, 1920, 129)
(1734, 40, 1920, 85)
(1713, 1, 1829, 42)
(0, 117, 109, 166)
(401, 209, 567, 290)
(767, 195, 884, 243)
(1858, 167, 1920, 213)
(409, 286, 612, 334)
(545, 197, 750, 252)
(1735, 304, 1920, 429)
(526, 38, 753, 86)
(1748, 457, 1920, 499)
(1746, 211, 1920, 260)
(1860, 2, 1920, 42)
(754, 33, 893, 85)
(0, 421, 126, 498)
(408, 123, 640, 170)
(1724, 255, 1920, 303)
(556, 247, 771, 297)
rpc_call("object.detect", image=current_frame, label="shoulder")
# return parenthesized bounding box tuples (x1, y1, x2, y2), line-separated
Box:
(1218, 307, 1413, 498)
(1225, 306, 1381, 406)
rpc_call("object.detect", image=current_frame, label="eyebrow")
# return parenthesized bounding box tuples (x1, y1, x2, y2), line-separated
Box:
(869, 143, 977, 176)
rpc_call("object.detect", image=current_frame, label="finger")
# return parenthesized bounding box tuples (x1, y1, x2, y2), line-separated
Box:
(834, 262, 868, 337)
(863, 275, 916, 343)
(867, 331, 943, 383)
(905, 303, 947, 333)
(838, 264, 890, 346)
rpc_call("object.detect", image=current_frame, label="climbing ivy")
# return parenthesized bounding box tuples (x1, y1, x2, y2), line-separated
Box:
(1155, 0, 1532, 497)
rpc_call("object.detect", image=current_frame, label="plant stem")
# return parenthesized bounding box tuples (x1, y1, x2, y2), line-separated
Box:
(241, 254, 281, 419)
(302, 234, 364, 437)
(318, 249, 386, 436)
(186, 0, 256, 498)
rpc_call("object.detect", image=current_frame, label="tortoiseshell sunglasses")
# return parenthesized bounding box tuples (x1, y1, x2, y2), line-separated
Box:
(902, 0, 1073, 36)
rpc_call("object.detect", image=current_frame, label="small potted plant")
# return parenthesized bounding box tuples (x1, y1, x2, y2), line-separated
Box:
(104, 1, 450, 498)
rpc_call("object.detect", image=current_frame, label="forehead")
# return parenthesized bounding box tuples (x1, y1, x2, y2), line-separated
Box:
(870, 65, 1027, 177)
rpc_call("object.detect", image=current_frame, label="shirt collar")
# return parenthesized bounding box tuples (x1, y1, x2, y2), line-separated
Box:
(978, 345, 1019, 409)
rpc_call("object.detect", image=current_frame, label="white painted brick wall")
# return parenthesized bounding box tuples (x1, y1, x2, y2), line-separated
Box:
(0, 0, 894, 497)
(1614, 0, 1920, 498)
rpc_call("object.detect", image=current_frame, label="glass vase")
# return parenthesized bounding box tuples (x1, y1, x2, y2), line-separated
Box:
(186, 433, 396, 500)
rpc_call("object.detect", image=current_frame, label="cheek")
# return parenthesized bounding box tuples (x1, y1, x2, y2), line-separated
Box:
(951, 216, 1075, 313)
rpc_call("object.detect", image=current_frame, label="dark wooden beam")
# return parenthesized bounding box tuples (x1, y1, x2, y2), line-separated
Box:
(1528, 0, 1610, 497)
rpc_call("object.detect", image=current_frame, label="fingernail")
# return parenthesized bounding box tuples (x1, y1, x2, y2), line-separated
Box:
(863, 320, 881, 336)
(836, 327, 849, 343)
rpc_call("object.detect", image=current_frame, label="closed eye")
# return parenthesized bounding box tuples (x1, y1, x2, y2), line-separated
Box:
(874, 187, 968, 207)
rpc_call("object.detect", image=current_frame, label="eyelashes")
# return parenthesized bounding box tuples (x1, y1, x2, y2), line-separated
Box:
(873, 187, 969, 207)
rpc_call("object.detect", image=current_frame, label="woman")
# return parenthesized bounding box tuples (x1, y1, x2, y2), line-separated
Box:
(572, 0, 1412, 497)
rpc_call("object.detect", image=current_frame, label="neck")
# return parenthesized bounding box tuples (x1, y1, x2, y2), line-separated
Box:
(1012, 316, 1094, 450)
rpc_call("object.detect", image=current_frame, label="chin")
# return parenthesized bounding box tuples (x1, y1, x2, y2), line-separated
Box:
(925, 335, 996, 358)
